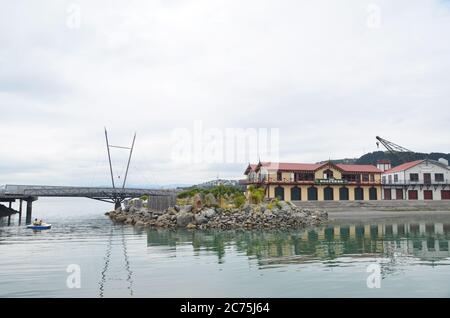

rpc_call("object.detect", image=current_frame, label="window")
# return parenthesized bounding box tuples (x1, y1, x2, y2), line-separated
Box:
(343, 174, 360, 182)
(295, 172, 314, 181)
(277, 172, 282, 181)
(370, 174, 374, 182)
(382, 176, 386, 184)
(394, 174, 398, 182)
(410, 173, 419, 182)
(435, 173, 444, 182)
(323, 169, 334, 179)
(362, 174, 369, 182)
(388, 175, 392, 184)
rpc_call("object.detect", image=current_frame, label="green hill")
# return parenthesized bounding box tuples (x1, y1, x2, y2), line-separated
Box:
(355, 151, 450, 167)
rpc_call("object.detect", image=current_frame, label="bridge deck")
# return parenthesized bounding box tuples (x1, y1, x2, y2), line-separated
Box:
(0, 184, 177, 199)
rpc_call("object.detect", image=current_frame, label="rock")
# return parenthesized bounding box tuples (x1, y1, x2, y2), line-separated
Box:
(177, 212, 194, 227)
(167, 207, 177, 215)
(204, 193, 218, 207)
(193, 193, 203, 211)
(186, 223, 197, 230)
(194, 214, 208, 225)
(133, 199, 143, 209)
(278, 201, 291, 212)
(203, 208, 216, 218)
(180, 205, 193, 213)
(135, 220, 145, 227)
(125, 217, 134, 225)
(174, 205, 181, 212)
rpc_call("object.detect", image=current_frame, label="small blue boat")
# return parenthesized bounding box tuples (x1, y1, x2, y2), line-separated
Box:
(27, 223, 52, 230)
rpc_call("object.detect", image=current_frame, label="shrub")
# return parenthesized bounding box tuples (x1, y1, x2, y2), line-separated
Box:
(248, 185, 265, 204)
(233, 194, 246, 208)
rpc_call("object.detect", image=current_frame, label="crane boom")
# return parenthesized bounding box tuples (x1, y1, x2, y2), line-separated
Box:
(375, 136, 415, 164)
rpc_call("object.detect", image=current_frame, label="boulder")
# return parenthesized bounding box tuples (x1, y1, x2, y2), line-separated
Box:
(186, 223, 197, 230)
(177, 212, 194, 227)
(180, 205, 193, 213)
(193, 193, 203, 211)
(135, 220, 145, 227)
(203, 208, 216, 218)
(194, 214, 208, 225)
(133, 199, 143, 209)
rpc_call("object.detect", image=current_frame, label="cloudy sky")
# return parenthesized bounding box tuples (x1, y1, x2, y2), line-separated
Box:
(1, 0, 449, 187)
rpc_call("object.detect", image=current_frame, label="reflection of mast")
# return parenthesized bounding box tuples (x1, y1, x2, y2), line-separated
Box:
(121, 226, 134, 296)
(98, 226, 134, 297)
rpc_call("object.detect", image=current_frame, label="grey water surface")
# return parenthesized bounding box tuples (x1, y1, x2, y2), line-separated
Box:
(1, 198, 450, 297)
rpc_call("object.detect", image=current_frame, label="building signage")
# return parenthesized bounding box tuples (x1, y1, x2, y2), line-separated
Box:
(315, 179, 347, 184)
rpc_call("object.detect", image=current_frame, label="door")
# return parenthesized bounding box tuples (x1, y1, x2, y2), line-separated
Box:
(424, 173, 431, 184)
(424, 190, 433, 200)
(275, 186, 285, 200)
(339, 187, 349, 200)
(408, 190, 418, 200)
(441, 190, 450, 200)
(291, 187, 301, 201)
(324, 187, 334, 200)
(369, 187, 378, 200)
(354, 187, 364, 200)
(384, 189, 392, 200)
(396, 189, 404, 200)
(308, 186, 318, 201)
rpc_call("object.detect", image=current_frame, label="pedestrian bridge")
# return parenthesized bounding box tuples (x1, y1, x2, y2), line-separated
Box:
(0, 184, 178, 225)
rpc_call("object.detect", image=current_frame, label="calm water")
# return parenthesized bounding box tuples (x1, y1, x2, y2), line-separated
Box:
(1, 198, 450, 297)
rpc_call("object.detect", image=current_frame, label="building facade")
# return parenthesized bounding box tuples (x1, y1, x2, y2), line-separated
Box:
(381, 159, 450, 200)
(244, 161, 382, 201)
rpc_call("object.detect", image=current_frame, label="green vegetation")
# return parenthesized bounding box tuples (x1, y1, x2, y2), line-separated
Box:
(267, 198, 281, 210)
(356, 151, 450, 167)
(140, 195, 149, 201)
(233, 193, 246, 208)
(247, 185, 265, 204)
(177, 185, 243, 199)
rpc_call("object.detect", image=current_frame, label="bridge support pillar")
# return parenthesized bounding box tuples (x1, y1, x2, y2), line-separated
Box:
(115, 200, 122, 210)
(25, 199, 33, 225)
(18, 199, 23, 225)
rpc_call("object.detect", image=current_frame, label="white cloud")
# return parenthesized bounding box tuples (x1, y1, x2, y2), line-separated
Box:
(1, 0, 449, 186)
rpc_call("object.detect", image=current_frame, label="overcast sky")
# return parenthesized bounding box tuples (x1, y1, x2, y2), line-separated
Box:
(1, 0, 450, 187)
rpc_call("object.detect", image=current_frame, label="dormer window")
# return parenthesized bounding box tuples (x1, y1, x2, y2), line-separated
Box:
(323, 169, 334, 179)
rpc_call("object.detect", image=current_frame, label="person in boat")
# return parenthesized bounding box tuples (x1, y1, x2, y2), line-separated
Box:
(33, 218, 39, 226)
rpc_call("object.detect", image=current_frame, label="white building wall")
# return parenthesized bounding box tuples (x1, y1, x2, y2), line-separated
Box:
(382, 160, 450, 200)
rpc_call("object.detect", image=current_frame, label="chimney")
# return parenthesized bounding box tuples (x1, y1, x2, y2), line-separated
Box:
(377, 159, 391, 172)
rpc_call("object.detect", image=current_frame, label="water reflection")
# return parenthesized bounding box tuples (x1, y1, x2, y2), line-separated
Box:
(146, 222, 450, 269)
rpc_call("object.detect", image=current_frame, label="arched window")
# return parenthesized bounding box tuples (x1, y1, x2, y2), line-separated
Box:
(339, 187, 349, 200)
(291, 187, 301, 201)
(324, 187, 334, 200)
(307, 186, 318, 201)
(275, 186, 285, 200)
(355, 187, 364, 200)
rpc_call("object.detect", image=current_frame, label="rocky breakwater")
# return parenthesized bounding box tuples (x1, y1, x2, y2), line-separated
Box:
(106, 196, 328, 230)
